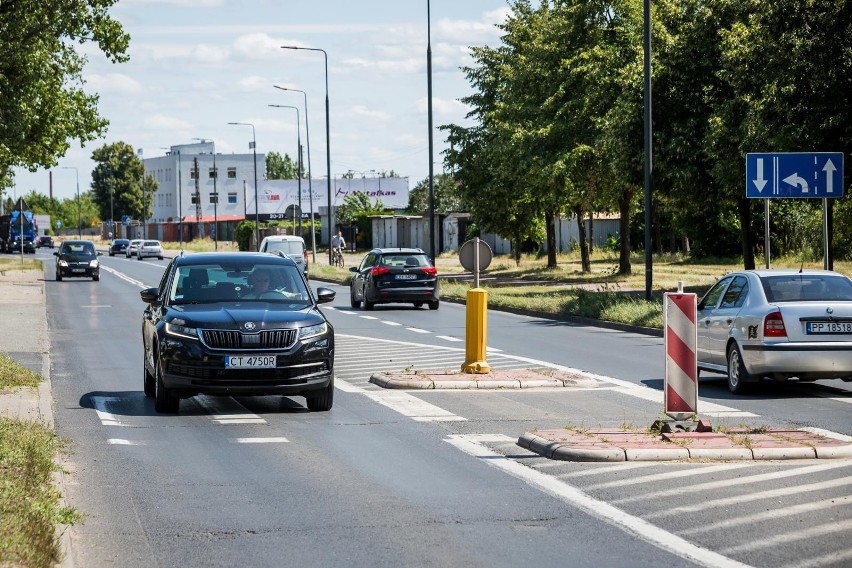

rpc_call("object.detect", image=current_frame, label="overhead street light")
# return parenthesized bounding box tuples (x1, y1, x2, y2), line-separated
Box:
(61, 166, 82, 238)
(268, 103, 303, 235)
(228, 122, 260, 250)
(426, 0, 436, 262)
(280, 45, 333, 265)
(274, 85, 317, 263)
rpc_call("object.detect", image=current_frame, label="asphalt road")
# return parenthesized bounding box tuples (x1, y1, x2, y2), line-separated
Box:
(38, 248, 852, 568)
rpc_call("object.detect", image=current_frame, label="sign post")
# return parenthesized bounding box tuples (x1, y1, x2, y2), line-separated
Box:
(746, 152, 844, 268)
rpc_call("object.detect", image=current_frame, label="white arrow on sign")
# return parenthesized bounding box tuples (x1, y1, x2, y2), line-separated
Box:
(752, 158, 768, 193)
(823, 159, 837, 194)
(782, 172, 809, 194)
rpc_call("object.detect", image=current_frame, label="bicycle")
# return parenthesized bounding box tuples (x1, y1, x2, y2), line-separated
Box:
(332, 248, 345, 268)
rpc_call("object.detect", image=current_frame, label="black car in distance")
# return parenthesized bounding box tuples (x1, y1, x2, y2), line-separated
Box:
(349, 248, 440, 310)
(140, 252, 336, 413)
(36, 235, 54, 248)
(109, 238, 130, 256)
(54, 240, 101, 281)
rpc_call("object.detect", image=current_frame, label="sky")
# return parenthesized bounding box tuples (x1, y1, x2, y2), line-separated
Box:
(12, 0, 511, 202)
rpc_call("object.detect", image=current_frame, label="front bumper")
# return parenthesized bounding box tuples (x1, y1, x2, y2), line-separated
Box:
(158, 333, 334, 396)
(58, 265, 99, 278)
(742, 341, 852, 379)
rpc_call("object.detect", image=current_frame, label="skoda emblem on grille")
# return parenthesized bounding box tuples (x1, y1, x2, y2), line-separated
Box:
(827, 307, 834, 314)
(244, 322, 256, 331)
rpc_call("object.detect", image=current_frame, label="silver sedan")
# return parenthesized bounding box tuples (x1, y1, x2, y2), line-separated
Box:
(697, 269, 852, 393)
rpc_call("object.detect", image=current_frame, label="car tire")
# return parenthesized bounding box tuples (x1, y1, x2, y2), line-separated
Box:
(137, 254, 143, 260)
(727, 344, 751, 395)
(55, 272, 62, 282)
(413, 302, 424, 308)
(364, 298, 375, 311)
(350, 288, 360, 309)
(109, 252, 114, 257)
(154, 356, 180, 413)
(158, 256, 163, 260)
(143, 352, 155, 397)
(305, 378, 334, 411)
(93, 275, 99, 281)
(428, 300, 439, 310)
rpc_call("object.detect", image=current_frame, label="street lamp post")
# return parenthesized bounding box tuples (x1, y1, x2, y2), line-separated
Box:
(228, 122, 259, 250)
(427, 0, 436, 262)
(62, 166, 81, 238)
(274, 85, 316, 262)
(281, 45, 333, 265)
(268, 104, 302, 237)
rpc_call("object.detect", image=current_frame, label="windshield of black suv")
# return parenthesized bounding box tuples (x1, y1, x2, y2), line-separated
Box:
(169, 262, 310, 305)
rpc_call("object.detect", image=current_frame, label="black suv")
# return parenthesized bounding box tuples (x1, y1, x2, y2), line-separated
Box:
(54, 240, 101, 281)
(140, 252, 336, 413)
(349, 248, 439, 310)
(109, 238, 130, 256)
(36, 235, 54, 248)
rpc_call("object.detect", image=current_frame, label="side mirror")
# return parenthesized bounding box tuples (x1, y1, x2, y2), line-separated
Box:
(140, 287, 159, 304)
(53, 252, 59, 257)
(315, 287, 336, 304)
(97, 251, 103, 256)
(349, 267, 358, 273)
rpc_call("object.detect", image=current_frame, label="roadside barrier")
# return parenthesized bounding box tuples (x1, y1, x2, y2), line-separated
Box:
(663, 292, 698, 419)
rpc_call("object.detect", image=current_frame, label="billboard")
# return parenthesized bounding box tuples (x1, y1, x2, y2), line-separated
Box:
(247, 177, 410, 221)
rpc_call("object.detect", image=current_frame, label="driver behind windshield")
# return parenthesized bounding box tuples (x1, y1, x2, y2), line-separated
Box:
(245, 268, 274, 298)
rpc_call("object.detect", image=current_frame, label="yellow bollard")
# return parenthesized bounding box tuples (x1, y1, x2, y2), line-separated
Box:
(461, 287, 491, 373)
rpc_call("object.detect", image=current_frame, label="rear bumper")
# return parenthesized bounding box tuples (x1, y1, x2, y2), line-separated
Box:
(742, 342, 852, 379)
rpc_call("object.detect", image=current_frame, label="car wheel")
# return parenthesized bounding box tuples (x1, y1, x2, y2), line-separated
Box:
(55, 272, 62, 282)
(137, 254, 143, 260)
(154, 355, 180, 413)
(727, 344, 751, 395)
(350, 288, 361, 309)
(305, 378, 334, 411)
(364, 298, 375, 311)
(413, 302, 424, 308)
(93, 274, 99, 281)
(143, 351, 155, 397)
(428, 300, 439, 310)
(158, 256, 163, 260)
(109, 252, 114, 257)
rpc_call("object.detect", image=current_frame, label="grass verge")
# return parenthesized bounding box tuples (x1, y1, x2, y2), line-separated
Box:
(0, 354, 80, 568)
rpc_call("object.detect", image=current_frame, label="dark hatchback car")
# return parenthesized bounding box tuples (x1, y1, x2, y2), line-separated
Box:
(109, 238, 130, 256)
(140, 252, 336, 413)
(54, 240, 100, 281)
(36, 235, 54, 248)
(349, 248, 439, 310)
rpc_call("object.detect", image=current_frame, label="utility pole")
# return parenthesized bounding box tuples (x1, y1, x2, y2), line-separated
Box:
(193, 157, 202, 240)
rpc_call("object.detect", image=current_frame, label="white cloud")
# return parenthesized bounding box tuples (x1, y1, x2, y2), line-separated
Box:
(233, 33, 289, 61)
(145, 114, 194, 132)
(84, 73, 142, 94)
(190, 43, 231, 65)
(236, 75, 270, 92)
(351, 106, 390, 121)
(415, 97, 470, 119)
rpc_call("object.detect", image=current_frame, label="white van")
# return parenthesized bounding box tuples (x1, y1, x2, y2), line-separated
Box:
(259, 235, 309, 277)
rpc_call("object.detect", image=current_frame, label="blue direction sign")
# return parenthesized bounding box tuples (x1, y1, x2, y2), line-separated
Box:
(746, 152, 844, 198)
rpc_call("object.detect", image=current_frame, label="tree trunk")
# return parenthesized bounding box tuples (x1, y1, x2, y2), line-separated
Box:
(545, 211, 557, 268)
(588, 211, 594, 254)
(576, 207, 590, 272)
(738, 197, 755, 270)
(618, 187, 633, 274)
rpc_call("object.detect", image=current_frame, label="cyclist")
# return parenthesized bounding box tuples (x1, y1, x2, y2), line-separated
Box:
(331, 230, 346, 266)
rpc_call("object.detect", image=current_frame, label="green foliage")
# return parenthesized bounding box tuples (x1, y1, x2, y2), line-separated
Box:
(235, 220, 255, 251)
(334, 192, 385, 226)
(0, 352, 41, 390)
(90, 142, 158, 223)
(0, 0, 130, 196)
(406, 174, 463, 214)
(266, 151, 300, 179)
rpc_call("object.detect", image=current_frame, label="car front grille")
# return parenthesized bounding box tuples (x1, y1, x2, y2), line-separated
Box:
(201, 329, 297, 350)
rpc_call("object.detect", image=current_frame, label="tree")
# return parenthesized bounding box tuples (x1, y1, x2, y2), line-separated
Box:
(90, 142, 158, 223)
(406, 174, 463, 214)
(266, 151, 300, 179)
(0, 0, 130, 196)
(334, 192, 386, 226)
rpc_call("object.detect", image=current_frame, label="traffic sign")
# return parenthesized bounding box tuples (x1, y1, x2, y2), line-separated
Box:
(746, 152, 844, 198)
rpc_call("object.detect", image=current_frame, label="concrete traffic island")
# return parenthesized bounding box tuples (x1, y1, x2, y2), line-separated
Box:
(370, 368, 598, 390)
(518, 426, 852, 462)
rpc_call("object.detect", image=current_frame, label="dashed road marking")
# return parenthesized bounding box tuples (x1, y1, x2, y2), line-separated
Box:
(233, 437, 289, 444)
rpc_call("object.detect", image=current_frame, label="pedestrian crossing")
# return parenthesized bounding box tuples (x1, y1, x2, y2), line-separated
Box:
(334, 333, 548, 390)
(465, 435, 852, 568)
